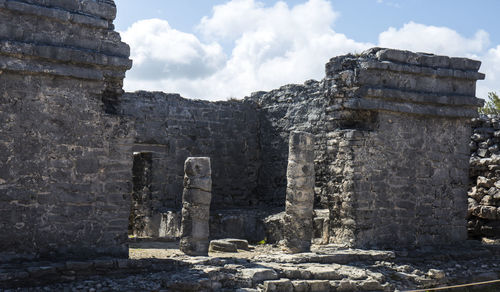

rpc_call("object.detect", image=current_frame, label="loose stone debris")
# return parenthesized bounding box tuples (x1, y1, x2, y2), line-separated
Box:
(2, 241, 499, 291)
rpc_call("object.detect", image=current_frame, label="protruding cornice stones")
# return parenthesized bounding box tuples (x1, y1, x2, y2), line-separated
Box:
(326, 48, 485, 118)
(0, 0, 131, 84)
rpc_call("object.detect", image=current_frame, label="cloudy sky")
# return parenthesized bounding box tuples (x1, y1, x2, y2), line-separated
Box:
(114, 0, 500, 101)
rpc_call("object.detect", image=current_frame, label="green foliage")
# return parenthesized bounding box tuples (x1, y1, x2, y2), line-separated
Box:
(479, 92, 500, 115)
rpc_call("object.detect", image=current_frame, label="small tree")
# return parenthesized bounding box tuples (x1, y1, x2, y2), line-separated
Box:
(479, 92, 500, 115)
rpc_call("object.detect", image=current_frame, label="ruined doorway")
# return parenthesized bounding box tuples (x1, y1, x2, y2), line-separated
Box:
(128, 152, 154, 237)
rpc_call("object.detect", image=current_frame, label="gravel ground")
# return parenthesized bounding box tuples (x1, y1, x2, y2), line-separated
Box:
(3, 241, 500, 292)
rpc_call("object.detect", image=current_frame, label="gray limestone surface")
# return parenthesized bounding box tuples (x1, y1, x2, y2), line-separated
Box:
(0, 0, 489, 262)
(180, 157, 212, 256)
(117, 91, 260, 231)
(0, 0, 132, 261)
(283, 131, 315, 253)
(249, 48, 483, 248)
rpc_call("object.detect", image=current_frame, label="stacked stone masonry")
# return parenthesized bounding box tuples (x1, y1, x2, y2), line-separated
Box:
(117, 92, 260, 211)
(0, 0, 133, 261)
(0, 0, 491, 263)
(250, 48, 484, 248)
(468, 115, 500, 239)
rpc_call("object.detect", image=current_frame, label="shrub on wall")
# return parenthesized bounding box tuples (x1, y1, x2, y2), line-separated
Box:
(479, 92, 500, 115)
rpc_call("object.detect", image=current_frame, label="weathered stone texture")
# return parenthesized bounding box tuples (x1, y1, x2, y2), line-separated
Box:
(0, 0, 132, 261)
(468, 115, 500, 238)
(180, 157, 212, 256)
(283, 131, 315, 253)
(248, 81, 337, 209)
(326, 49, 482, 248)
(325, 48, 482, 247)
(117, 91, 260, 216)
(1, 9, 488, 262)
(344, 113, 471, 247)
(250, 48, 483, 248)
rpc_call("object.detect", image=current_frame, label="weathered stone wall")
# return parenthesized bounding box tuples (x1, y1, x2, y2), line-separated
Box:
(250, 48, 483, 248)
(0, 0, 132, 261)
(468, 115, 500, 238)
(325, 48, 482, 248)
(347, 113, 471, 247)
(248, 81, 355, 208)
(117, 91, 260, 214)
(0, 1, 488, 260)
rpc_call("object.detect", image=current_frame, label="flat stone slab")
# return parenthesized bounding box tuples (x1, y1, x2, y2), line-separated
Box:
(254, 248, 395, 264)
(226, 239, 250, 250)
(263, 278, 293, 292)
(240, 268, 278, 286)
(209, 240, 238, 253)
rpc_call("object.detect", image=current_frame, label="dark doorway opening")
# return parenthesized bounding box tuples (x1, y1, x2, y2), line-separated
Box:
(128, 152, 153, 237)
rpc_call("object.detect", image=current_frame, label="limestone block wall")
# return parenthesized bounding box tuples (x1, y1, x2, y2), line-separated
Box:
(343, 113, 471, 247)
(0, 0, 132, 261)
(247, 81, 375, 208)
(248, 82, 328, 208)
(251, 48, 483, 248)
(325, 48, 483, 248)
(117, 91, 260, 213)
(468, 115, 500, 239)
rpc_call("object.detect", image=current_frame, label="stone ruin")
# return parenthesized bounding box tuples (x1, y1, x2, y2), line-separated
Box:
(1, 0, 500, 291)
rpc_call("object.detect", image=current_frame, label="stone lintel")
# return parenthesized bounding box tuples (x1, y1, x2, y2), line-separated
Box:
(0, 54, 104, 80)
(343, 97, 479, 119)
(360, 59, 485, 81)
(359, 87, 484, 107)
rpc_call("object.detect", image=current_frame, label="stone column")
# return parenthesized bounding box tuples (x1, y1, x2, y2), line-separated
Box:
(283, 131, 315, 253)
(180, 157, 212, 256)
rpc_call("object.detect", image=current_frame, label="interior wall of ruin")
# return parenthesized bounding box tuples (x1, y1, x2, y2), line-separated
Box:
(117, 91, 261, 214)
(248, 81, 340, 209)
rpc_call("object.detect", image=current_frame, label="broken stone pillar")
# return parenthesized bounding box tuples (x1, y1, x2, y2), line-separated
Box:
(180, 157, 212, 256)
(283, 131, 315, 253)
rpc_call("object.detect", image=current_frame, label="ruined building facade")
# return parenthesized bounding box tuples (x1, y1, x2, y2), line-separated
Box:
(0, 0, 489, 262)
(0, 0, 133, 260)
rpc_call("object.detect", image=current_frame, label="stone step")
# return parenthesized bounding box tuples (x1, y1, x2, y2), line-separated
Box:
(254, 248, 395, 264)
(238, 268, 279, 287)
(264, 263, 385, 282)
(262, 278, 390, 292)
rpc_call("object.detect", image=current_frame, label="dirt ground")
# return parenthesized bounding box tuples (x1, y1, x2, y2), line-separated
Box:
(128, 240, 278, 260)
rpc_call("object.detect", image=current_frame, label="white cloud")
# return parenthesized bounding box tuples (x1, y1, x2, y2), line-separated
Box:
(477, 45, 500, 98)
(121, 2, 499, 101)
(378, 21, 490, 57)
(378, 21, 498, 99)
(122, 0, 372, 100)
(121, 19, 226, 81)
